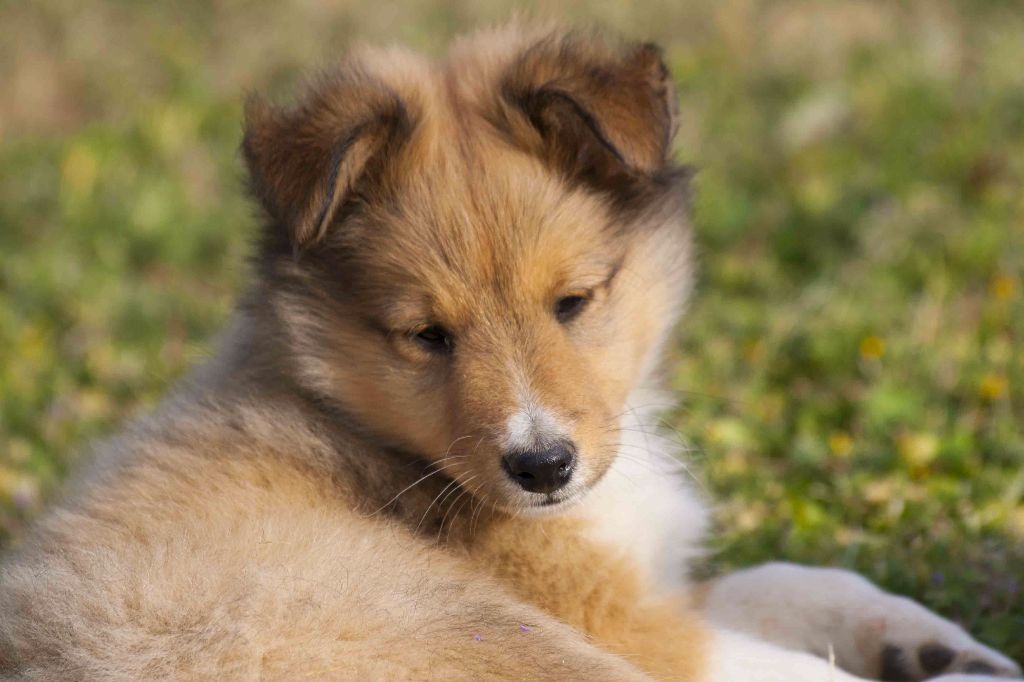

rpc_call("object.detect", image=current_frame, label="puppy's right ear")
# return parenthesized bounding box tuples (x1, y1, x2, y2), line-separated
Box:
(242, 73, 410, 248)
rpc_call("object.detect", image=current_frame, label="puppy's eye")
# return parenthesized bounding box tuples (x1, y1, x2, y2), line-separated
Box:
(413, 325, 453, 353)
(554, 294, 590, 323)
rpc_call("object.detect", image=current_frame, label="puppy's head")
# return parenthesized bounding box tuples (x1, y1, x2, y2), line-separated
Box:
(243, 27, 693, 514)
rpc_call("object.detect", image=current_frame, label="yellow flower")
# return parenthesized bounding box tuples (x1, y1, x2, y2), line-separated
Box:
(990, 274, 1017, 301)
(61, 143, 98, 197)
(743, 338, 765, 363)
(859, 335, 885, 359)
(828, 431, 854, 458)
(979, 373, 1008, 400)
(898, 432, 939, 467)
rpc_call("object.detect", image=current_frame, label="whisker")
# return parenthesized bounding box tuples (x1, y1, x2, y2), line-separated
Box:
(442, 481, 478, 548)
(449, 501, 472, 548)
(469, 483, 490, 539)
(361, 457, 467, 518)
(361, 433, 476, 519)
(613, 430, 703, 459)
(597, 422, 711, 493)
(436, 481, 473, 545)
(414, 478, 459, 535)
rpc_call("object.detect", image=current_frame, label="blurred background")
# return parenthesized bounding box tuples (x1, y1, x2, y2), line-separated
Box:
(1, 0, 1022, 658)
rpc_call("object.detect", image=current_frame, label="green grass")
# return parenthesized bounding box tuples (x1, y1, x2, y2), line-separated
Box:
(1, 0, 1022, 662)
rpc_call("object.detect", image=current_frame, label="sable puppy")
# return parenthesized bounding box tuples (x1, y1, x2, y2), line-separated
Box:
(0, 22, 1019, 682)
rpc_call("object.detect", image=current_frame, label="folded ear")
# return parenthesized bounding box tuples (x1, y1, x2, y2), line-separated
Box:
(242, 72, 410, 248)
(501, 33, 679, 193)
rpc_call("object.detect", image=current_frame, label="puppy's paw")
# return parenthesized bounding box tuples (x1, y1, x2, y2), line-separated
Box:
(860, 607, 1021, 681)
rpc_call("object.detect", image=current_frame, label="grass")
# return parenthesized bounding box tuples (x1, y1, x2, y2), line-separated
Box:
(1, 0, 1022, 663)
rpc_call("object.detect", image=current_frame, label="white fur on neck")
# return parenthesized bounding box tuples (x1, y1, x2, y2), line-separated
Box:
(576, 387, 708, 594)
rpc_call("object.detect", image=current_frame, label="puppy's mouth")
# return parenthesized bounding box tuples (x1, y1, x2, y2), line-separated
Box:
(531, 495, 580, 511)
(501, 483, 591, 516)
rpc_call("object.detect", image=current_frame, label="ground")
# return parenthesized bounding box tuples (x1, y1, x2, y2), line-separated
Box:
(0, 0, 1021, 663)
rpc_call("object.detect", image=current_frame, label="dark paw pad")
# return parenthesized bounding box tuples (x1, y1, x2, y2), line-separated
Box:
(918, 643, 955, 675)
(881, 644, 914, 682)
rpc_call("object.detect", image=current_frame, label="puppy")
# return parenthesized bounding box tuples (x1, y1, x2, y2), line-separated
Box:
(1, 22, 1019, 681)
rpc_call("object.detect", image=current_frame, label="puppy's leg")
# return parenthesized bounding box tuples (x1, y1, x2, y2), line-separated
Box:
(698, 562, 1021, 681)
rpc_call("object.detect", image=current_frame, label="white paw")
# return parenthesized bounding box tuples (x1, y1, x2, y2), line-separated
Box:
(855, 595, 1021, 681)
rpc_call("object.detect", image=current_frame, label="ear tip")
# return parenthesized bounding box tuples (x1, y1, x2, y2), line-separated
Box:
(243, 93, 277, 131)
(636, 41, 665, 57)
(242, 94, 288, 170)
(630, 41, 671, 81)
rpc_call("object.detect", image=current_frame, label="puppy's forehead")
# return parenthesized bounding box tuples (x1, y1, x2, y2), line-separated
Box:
(358, 136, 618, 298)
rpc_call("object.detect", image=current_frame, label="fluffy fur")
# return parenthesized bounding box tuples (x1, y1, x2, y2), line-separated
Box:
(1, 22, 1019, 682)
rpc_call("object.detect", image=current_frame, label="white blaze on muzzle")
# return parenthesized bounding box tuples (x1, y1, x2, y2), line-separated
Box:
(503, 393, 568, 452)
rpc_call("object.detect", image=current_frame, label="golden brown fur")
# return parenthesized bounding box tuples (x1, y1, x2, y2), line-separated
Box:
(0, 22, 707, 680)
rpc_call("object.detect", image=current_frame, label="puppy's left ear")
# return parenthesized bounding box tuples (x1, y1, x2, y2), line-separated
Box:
(502, 33, 679, 192)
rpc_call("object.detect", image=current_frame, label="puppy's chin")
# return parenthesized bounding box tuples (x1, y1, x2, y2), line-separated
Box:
(488, 477, 596, 518)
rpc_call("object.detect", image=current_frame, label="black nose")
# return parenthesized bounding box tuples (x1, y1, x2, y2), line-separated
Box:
(502, 443, 576, 494)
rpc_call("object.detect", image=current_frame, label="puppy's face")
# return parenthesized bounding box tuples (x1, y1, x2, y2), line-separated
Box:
(244, 28, 693, 513)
